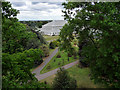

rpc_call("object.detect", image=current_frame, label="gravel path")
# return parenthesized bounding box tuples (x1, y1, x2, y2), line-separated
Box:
(35, 60, 79, 81)
(32, 47, 58, 76)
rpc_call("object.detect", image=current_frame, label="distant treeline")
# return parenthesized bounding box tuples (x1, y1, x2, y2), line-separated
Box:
(20, 20, 52, 28)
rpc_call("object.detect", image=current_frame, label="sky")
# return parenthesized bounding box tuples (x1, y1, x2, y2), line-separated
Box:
(6, 0, 66, 21)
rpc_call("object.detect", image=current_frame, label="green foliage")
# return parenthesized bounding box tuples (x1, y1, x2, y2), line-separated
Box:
(2, 2, 47, 53)
(39, 45, 50, 57)
(2, 48, 44, 88)
(49, 42, 56, 49)
(43, 35, 59, 41)
(52, 68, 77, 89)
(57, 38, 61, 42)
(2, 1, 19, 20)
(61, 2, 120, 88)
(25, 30, 47, 50)
(58, 62, 61, 66)
(68, 53, 72, 57)
(46, 65, 51, 70)
(24, 48, 44, 66)
(2, 20, 31, 53)
(2, 15, 46, 53)
(2, 1, 47, 88)
(52, 41, 59, 47)
(73, 50, 78, 59)
(49, 41, 59, 49)
(73, 39, 78, 45)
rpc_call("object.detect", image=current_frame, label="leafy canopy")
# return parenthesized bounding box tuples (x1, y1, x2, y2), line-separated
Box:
(52, 68, 77, 89)
(60, 2, 120, 88)
(2, 1, 47, 88)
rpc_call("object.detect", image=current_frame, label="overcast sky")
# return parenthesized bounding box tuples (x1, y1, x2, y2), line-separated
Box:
(6, 0, 66, 21)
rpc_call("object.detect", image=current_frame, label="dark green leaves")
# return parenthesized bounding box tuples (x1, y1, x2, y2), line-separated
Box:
(60, 1, 120, 88)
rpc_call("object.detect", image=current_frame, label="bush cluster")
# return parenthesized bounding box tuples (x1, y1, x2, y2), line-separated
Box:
(39, 45, 49, 57)
(49, 40, 59, 49)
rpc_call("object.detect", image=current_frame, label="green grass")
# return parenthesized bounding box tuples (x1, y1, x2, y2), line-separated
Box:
(49, 48, 57, 54)
(40, 50, 78, 74)
(43, 35, 59, 41)
(40, 65, 105, 88)
(67, 65, 105, 88)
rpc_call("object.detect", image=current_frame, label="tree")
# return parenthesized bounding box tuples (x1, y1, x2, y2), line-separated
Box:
(2, 2, 47, 53)
(2, 1, 19, 21)
(2, 20, 31, 54)
(60, 1, 120, 88)
(52, 68, 77, 89)
(2, 49, 44, 88)
(2, 1, 47, 88)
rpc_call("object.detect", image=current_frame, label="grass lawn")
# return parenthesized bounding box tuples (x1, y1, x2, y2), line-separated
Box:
(49, 48, 57, 54)
(40, 50, 79, 74)
(40, 65, 105, 88)
(43, 35, 59, 41)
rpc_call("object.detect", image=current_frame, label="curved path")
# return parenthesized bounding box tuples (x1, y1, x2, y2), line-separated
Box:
(32, 47, 58, 76)
(35, 60, 79, 81)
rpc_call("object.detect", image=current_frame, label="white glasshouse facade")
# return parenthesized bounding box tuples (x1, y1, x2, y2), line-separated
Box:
(40, 20, 67, 35)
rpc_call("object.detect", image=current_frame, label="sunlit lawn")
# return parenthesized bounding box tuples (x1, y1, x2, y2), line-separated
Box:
(40, 50, 78, 74)
(40, 65, 105, 88)
(43, 35, 59, 41)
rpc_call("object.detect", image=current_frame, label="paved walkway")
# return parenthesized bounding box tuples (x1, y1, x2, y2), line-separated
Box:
(35, 60, 79, 81)
(32, 47, 58, 76)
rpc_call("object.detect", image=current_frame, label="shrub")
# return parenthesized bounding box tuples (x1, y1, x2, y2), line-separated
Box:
(24, 48, 44, 67)
(52, 40, 59, 47)
(68, 57, 69, 61)
(63, 59, 64, 63)
(58, 62, 61, 66)
(57, 38, 61, 42)
(47, 65, 51, 70)
(73, 51, 78, 59)
(68, 53, 72, 57)
(34, 59, 43, 67)
(44, 81, 47, 84)
(39, 45, 49, 57)
(62, 59, 64, 65)
(49, 40, 60, 49)
(56, 53, 61, 58)
(77, 62, 82, 68)
(49, 42, 56, 49)
(55, 41, 60, 47)
(73, 39, 78, 45)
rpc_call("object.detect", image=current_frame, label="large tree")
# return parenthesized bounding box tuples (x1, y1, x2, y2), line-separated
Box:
(2, 1, 47, 88)
(60, 2, 120, 88)
(2, 49, 44, 88)
(2, 1, 47, 53)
